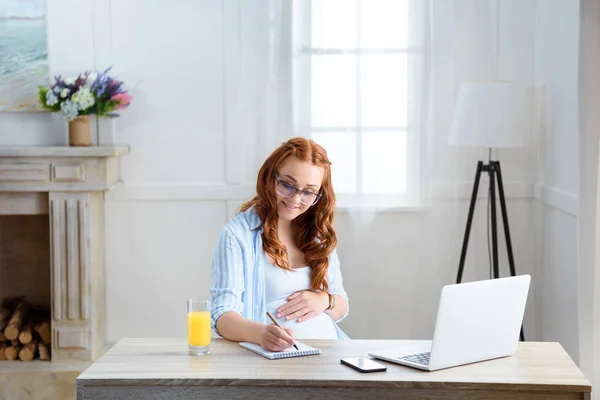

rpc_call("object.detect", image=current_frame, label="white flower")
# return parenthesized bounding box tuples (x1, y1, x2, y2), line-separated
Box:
(60, 100, 79, 120)
(45, 90, 58, 106)
(71, 87, 95, 111)
(65, 77, 76, 85)
(60, 88, 69, 98)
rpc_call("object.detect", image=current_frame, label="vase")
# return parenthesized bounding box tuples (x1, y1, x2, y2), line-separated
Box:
(68, 115, 91, 146)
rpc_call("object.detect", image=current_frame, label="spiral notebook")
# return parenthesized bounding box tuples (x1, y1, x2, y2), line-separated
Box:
(239, 342, 321, 360)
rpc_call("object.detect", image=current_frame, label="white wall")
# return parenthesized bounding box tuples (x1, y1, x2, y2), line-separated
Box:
(0, 0, 542, 345)
(533, 0, 581, 363)
(578, 0, 600, 392)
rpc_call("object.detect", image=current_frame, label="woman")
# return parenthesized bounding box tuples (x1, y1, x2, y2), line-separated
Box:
(210, 137, 349, 352)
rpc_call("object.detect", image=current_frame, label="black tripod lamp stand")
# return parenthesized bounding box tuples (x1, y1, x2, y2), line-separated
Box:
(448, 81, 533, 342)
(456, 155, 516, 284)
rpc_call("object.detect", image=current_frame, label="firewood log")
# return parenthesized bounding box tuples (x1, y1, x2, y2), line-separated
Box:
(4, 302, 30, 341)
(38, 341, 50, 361)
(0, 307, 9, 341)
(0, 318, 6, 342)
(34, 320, 51, 345)
(0, 343, 8, 360)
(18, 339, 38, 361)
(18, 316, 37, 345)
(4, 344, 20, 361)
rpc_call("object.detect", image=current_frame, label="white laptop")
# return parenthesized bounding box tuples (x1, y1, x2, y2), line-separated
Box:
(369, 274, 531, 371)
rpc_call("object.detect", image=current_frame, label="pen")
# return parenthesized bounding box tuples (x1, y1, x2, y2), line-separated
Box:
(266, 311, 299, 350)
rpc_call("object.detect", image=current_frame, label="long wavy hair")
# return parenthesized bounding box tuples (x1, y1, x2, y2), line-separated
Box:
(240, 137, 337, 292)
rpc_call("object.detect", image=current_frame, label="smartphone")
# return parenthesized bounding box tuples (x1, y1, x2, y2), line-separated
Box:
(340, 357, 387, 373)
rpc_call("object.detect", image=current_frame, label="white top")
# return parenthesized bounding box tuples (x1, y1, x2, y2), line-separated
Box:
(263, 252, 338, 340)
(210, 207, 350, 340)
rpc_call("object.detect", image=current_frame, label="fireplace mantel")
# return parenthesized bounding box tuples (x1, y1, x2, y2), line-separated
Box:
(0, 145, 128, 158)
(0, 145, 129, 193)
(0, 145, 129, 366)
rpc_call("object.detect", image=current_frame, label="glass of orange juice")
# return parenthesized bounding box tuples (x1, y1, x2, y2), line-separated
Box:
(187, 298, 211, 356)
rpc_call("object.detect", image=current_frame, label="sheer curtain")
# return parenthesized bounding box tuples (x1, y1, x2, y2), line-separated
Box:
(416, 0, 537, 338)
(258, 0, 295, 161)
(260, 0, 537, 340)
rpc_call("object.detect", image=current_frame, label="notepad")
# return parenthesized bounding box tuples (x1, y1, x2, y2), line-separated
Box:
(239, 341, 321, 359)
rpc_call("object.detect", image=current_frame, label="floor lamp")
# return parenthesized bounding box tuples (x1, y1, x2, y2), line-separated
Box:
(449, 81, 533, 341)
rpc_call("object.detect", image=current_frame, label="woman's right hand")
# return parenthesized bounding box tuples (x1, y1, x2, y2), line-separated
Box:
(260, 324, 296, 352)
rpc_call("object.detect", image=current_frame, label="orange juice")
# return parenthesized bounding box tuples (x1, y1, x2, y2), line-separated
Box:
(187, 311, 211, 347)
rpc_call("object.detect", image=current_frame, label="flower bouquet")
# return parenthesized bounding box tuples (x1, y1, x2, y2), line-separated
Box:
(38, 67, 132, 146)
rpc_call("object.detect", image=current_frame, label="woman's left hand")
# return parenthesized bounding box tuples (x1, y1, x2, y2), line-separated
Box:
(276, 290, 329, 322)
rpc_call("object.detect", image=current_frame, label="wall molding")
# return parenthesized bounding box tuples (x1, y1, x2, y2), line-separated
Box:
(432, 181, 533, 200)
(106, 183, 255, 201)
(106, 183, 579, 216)
(107, 182, 579, 217)
(533, 184, 579, 216)
(106, 181, 537, 202)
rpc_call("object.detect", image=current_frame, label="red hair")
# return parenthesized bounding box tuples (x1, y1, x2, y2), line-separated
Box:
(240, 137, 337, 292)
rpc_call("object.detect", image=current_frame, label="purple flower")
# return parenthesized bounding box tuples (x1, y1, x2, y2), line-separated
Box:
(91, 67, 114, 97)
(41, 66, 132, 118)
(51, 72, 90, 100)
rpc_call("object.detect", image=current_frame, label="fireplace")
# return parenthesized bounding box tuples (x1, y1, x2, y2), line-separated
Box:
(0, 145, 128, 398)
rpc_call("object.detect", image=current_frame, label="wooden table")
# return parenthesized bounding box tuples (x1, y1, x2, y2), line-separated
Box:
(76, 338, 591, 400)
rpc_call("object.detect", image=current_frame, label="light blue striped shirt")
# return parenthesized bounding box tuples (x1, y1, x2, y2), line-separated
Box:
(210, 206, 350, 340)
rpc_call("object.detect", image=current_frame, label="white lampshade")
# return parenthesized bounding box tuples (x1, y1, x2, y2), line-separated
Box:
(449, 81, 533, 148)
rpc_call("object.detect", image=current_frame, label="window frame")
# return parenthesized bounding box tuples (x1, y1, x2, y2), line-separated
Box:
(293, 0, 427, 207)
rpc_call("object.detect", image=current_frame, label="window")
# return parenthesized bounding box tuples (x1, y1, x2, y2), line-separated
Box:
(293, 0, 426, 206)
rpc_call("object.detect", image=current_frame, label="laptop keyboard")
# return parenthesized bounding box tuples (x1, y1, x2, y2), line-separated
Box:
(400, 352, 430, 366)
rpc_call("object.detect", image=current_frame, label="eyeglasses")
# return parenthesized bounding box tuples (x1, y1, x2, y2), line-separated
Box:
(275, 173, 322, 205)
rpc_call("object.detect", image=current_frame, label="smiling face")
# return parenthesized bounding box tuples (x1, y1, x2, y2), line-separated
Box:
(275, 156, 325, 221)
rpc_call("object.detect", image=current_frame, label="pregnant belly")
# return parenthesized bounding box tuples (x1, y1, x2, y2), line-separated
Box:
(266, 300, 338, 340)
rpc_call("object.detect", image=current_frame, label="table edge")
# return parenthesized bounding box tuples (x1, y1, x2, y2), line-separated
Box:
(75, 378, 592, 393)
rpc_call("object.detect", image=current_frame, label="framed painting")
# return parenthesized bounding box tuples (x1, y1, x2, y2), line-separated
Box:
(0, 0, 49, 112)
